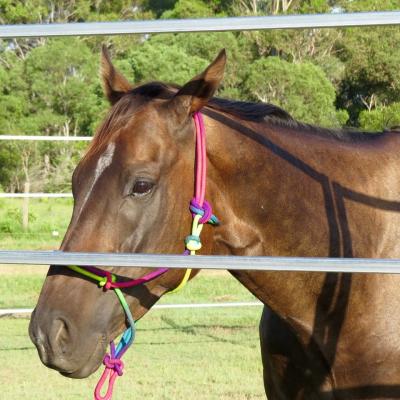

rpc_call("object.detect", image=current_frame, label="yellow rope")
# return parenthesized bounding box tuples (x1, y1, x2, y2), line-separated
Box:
(169, 214, 203, 294)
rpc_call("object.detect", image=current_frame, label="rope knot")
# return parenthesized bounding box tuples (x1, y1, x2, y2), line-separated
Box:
(99, 271, 113, 291)
(190, 199, 219, 225)
(185, 234, 202, 251)
(103, 354, 124, 376)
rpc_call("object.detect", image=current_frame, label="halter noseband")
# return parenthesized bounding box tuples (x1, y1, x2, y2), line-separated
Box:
(67, 112, 218, 400)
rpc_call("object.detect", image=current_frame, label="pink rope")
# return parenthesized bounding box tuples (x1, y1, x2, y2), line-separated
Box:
(94, 343, 124, 400)
(87, 113, 209, 293)
(85, 266, 169, 290)
(194, 113, 206, 206)
(88, 112, 215, 400)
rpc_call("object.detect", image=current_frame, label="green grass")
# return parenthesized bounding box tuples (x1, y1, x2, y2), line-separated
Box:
(0, 271, 264, 398)
(0, 197, 72, 250)
(0, 197, 258, 309)
(0, 307, 265, 399)
(0, 266, 263, 398)
(0, 197, 265, 398)
(0, 269, 257, 308)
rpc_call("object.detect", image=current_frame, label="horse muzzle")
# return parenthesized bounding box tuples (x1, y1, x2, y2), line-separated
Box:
(29, 308, 107, 378)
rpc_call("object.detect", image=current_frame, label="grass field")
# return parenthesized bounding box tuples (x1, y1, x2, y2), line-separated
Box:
(0, 198, 266, 398)
(0, 271, 265, 399)
(0, 197, 72, 250)
(1, 307, 265, 399)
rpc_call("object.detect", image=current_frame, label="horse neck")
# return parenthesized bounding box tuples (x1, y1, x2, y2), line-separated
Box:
(202, 109, 336, 321)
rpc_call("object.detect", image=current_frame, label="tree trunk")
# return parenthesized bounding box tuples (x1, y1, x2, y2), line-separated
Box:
(22, 181, 30, 231)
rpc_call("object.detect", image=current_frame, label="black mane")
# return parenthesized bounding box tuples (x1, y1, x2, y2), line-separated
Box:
(129, 82, 386, 142)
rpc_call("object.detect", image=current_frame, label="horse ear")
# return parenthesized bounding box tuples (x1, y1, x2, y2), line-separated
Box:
(100, 45, 132, 105)
(169, 49, 226, 119)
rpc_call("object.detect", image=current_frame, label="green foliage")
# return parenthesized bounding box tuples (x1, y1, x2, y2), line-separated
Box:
(0, 143, 19, 189)
(1, 0, 400, 193)
(0, 38, 101, 192)
(0, 198, 73, 249)
(243, 57, 344, 126)
(0, 206, 37, 234)
(149, 31, 250, 94)
(161, 0, 215, 18)
(336, 26, 400, 124)
(127, 41, 208, 84)
(0, 0, 47, 23)
(337, 0, 400, 12)
(296, 0, 331, 14)
(340, 27, 400, 100)
(359, 102, 400, 131)
(144, 0, 178, 17)
(0, 207, 20, 233)
(25, 38, 104, 134)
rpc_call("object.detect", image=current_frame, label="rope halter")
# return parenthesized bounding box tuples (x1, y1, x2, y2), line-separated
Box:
(67, 112, 219, 400)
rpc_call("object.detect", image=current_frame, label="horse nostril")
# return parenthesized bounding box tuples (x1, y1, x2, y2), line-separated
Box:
(49, 317, 74, 356)
(29, 317, 48, 363)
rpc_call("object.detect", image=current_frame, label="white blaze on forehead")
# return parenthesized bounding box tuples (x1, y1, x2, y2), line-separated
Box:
(77, 142, 116, 217)
(94, 142, 116, 182)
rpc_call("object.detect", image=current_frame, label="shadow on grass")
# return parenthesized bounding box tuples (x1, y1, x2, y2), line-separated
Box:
(0, 346, 35, 351)
(136, 338, 258, 346)
(159, 316, 257, 348)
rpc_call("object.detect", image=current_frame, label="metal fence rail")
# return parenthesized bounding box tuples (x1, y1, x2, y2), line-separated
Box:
(2, 250, 400, 274)
(0, 193, 72, 198)
(0, 302, 263, 317)
(1, 11, 400, 38)
(2, 11, 400, 276)
(0, 135, 92, 141)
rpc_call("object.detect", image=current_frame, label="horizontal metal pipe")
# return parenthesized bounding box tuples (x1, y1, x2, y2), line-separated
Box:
(1, 12, 400, 38)
(0, 135, 92, 141)
(1, 250, 400, 274)
(0, 302, 262, 317)
(0, 193, 72, 198)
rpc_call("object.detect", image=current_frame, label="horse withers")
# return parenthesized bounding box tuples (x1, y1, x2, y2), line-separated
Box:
(30, 48, 400, 399)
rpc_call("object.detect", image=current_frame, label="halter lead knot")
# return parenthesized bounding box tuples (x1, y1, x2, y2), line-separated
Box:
(98, 271, 115, 291)
(103, 354, 124, 376)
(68, 112, 219, 400)
(185, 199, 219, 253)
(185, 234, 202, 251)
(189, 199, 219, 225)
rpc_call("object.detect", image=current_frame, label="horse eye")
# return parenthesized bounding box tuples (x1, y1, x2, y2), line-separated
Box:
(131, 180, 154, 197)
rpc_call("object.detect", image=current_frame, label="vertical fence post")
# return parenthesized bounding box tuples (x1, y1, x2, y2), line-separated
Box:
(22, 181, 30, 230)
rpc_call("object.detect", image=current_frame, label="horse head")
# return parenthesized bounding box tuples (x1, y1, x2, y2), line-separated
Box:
(29, 47, 226, 378)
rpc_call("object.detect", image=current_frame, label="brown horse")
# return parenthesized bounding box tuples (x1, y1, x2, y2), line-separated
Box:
(29, 48, 400, 399)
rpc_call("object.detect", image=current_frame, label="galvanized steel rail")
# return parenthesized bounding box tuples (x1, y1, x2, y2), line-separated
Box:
(0, 135, 92, 141)
(1, 12, 400, 38)
(2, 12, 400, 275)
(2, 250, 400, 274)
(0, 193, 73, 198)
(0, 302, 262, 317)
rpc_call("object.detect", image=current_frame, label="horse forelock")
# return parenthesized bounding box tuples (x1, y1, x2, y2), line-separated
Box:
(83, 82, 178, 164)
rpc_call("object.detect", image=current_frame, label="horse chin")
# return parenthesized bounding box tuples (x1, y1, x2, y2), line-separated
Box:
(31, 328, 108, 380)
(59, 336, 107, 379)
(60, 363, 100, 379)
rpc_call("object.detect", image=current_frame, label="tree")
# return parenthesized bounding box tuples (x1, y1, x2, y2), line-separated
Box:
(148, 31, 252, 98)
(2, 0, 399, 195)
(336, 26, 400, 125)
(243, 57, 348, 126)
(359, 102, 400, 131)
(126, 41, 208, 84)
(24, 38, 104, 136)
(160, 0, 215, 18)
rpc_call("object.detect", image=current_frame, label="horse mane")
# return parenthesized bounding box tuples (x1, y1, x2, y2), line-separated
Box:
(207, 94, 386, 142)
(86, 81, 385, 158)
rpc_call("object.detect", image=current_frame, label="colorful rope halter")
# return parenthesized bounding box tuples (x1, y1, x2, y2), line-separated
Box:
(67, 112, 218, 400)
